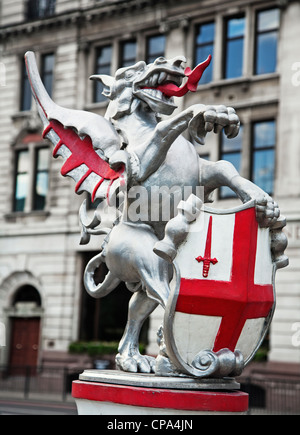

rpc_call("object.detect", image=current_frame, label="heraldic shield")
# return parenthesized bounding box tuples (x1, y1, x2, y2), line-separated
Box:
(162, 200, 281, 379)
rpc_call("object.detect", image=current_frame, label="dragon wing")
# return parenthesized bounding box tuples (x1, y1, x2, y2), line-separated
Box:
(25, 51, 125, 202)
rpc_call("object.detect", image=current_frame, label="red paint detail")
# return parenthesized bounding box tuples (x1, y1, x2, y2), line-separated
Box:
(43, 120, 124, 200)
(144, 55, 212, 98)
(176, 208, 274, 352)
(195, 215, 218, 278)
(92, 178, 104, 202)
(72, 380, 248, 412)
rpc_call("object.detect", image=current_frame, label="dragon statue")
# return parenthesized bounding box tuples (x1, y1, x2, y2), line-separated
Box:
(25, 52, 286, 377)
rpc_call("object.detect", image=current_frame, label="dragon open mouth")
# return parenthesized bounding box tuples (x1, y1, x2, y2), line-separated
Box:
(133, 55, 212, 114)
(134, 70, 184, 111)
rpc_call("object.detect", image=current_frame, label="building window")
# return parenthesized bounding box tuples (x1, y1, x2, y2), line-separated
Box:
(251, 120, 276, 195)
(255, 9, 280, 75)
(27, 0, 56, 20)
(94, 46, 112, 103)
(33, 147, 49, 210)
(146, 35, 166, 63)
(13, 145, 49, 212)
(219, 126, 243, 199)
(41, 53, 55, 97)
(195, 22, 215, 84)
(224, 16, 245, 79)
(20, 53, 54, 111)
(14, 150, 29, 212)
(119, 40, 137, 68)
(20, 62, 32, 111)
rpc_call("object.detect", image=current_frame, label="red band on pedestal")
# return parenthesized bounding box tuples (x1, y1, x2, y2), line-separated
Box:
(72, 380, 248, 413)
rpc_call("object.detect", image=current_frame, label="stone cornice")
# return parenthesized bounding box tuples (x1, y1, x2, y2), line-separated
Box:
(0, 0, 287, 40)
(0, 0, 168, 40)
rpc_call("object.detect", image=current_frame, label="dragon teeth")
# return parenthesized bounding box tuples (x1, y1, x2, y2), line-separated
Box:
(158, 72, 167, 84)
(142, 88, 171, 102)
(143, 88, 161, 98)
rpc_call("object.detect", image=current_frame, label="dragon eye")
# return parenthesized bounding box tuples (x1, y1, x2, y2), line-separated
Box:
(125, 71, 134, 80)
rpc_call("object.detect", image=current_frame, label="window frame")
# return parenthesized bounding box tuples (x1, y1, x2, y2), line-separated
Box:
(26, 0, 56, 21)
(93, 45, 113, 104)
(41, 52, 55, 98)
(254, 8, 280, 76)
(119, 39, 137, 68)
(250, 119, 276, 195)
(223, 14, 246, 80)
(194, 21, 215, 84)
(13, 148, 30, 213)
(12, 141, 50, 214)
(218, 125, 243, 200)
(145, 34, 166, 64)
(20, 60, 32, 112)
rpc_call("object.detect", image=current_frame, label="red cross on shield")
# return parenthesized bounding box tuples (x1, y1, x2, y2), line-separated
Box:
(163, 201, 275, 377)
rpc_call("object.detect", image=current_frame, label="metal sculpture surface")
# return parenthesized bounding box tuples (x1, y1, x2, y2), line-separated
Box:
(25, 51, 288, 378)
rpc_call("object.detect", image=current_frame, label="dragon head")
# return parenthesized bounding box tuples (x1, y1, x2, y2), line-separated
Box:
(90, 55, 211, 120)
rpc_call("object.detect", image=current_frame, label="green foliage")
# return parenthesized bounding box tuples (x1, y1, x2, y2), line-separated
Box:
(253, 345, 268, 362)
(69, 341, 146, 356)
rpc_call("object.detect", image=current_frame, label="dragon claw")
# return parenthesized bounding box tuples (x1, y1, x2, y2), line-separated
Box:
(115, 352, 156, 374)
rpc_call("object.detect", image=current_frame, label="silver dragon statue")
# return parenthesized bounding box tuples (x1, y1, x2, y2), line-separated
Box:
(25, 52, 288, 378)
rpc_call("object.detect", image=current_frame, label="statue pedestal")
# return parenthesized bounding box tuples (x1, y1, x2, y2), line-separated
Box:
(72, 370, 248, 415)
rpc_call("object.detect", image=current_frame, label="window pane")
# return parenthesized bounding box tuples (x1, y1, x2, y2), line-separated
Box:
(255, 9, 279, 75)
(225, 38, 244, 78)
(196, 22, 215, 44)
(96, 46, 112, 66)
(254, 120, 276, 148)
(15, 173, 28, 211)
(220, 153, 241, 198)
(14, 150, 29, 212)
(27, 0, 56, 20)
(258, 9, 280, 32)
(34, 172, 48, 210)
(147, 35, 165, 63)
(228, 17, 245, 38)
(17, 150, 30, 173)
(195, 22, 215, 84)
(34, 148, 49, 210)
(252, 120, 276, 194)
(220, 127, 242, 199)
(36, 147, 49, 170)
(256, 31, 278, 75)
(42, 53, 54, 97)
(225, 17, 245, 79)
(120, 41, 137, 67)
(43, 53, 54, 72)
(196, 45, 213, 83)
(221, 126, 243, 152)
(252, 149, 274, 194)
(21, 66, 32, 111)
(94, 46, 112, 103)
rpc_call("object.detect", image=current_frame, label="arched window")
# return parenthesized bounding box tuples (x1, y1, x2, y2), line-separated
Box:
(13, 284, 42, 307)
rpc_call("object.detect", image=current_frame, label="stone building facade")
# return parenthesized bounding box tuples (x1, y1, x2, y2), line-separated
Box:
(0, 0, 299, 371)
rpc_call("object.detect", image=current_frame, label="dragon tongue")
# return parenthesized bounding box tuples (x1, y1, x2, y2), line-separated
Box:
(155, 55, 212, 98)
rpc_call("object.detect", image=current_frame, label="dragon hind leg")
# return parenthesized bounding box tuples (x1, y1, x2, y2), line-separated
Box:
(116, 290, 158, 373)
